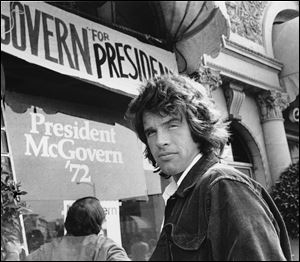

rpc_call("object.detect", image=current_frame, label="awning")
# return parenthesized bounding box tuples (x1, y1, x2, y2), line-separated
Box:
(154, 1, 231, 74)
(273, 17, 299, 102)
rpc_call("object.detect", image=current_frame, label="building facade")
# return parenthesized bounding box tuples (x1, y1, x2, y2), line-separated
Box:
(1, 1, 299, 260)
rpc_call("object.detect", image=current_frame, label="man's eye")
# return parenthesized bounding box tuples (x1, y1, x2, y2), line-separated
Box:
(146, 130, 156, 137)
(169, 123, 179, 129)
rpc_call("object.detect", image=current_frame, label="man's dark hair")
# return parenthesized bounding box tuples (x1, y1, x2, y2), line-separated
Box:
(126, 74, 229, 172)
(65, 196, 106, 236)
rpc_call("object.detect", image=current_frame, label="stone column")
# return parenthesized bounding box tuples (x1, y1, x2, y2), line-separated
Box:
(257, 90, 291, 184)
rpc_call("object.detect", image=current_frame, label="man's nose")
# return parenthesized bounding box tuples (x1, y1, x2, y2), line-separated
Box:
(156, 130, 170, 147)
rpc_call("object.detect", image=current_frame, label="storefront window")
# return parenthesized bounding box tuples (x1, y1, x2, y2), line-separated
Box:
(20, 195, 166, 260)
(120, 195, 164, 260)
(2, 90, 162, 258)
(22, 200, 65, 253)
(19, 194, 165, 260)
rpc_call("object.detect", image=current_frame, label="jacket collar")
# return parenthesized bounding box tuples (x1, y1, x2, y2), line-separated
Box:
(174, 152, 219, 198)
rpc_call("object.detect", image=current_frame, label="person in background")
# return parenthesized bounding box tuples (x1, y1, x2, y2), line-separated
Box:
(130, 233, 149, 261)
(5, 196, 130, 261)
(125, 74, 292, 261)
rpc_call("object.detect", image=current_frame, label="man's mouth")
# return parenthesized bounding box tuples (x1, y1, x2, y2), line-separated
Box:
(158, 152, 176, 160)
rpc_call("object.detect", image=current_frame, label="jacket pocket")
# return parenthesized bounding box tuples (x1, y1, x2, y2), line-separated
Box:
(171, 223, 206, 250)
(169, 224, 208, 261)
(153, 223, 208, 261)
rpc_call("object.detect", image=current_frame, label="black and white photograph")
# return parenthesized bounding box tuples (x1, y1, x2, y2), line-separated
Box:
(1, 1, 298, 261)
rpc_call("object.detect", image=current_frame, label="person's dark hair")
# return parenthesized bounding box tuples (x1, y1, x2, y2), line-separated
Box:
(26, 229, 45, 252)
(126, 74, 229, 174)
(64, 196, 106, 236)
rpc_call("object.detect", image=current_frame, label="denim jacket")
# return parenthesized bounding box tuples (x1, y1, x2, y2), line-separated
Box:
(150, 153, 292, 261)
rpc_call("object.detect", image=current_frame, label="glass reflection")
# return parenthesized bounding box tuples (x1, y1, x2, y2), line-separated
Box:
(21, 194, 165, 261)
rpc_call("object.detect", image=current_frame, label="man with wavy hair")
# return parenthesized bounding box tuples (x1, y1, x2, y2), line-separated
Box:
(126, 74, 291, 261)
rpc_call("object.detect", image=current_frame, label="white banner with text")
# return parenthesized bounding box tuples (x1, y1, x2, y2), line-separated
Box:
(1, 1, 178, 96)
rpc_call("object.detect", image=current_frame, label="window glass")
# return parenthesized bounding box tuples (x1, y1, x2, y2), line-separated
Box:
(120, 195, 164, 261)
(20, 194, 165, 261)
(3, 91, 155, 257)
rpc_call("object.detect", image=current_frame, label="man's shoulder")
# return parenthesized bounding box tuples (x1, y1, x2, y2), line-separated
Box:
(196, 162, 255, 188)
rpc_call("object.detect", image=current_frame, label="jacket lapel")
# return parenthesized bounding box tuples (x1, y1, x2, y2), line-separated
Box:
(175, 152, 219, 198)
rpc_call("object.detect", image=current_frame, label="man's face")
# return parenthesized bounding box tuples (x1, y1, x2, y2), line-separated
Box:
(143, 111, 200, 176)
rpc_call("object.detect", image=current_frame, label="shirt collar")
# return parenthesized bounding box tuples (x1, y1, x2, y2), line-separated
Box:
(162, 153, 202, 203)
(177, 153, 202, 187)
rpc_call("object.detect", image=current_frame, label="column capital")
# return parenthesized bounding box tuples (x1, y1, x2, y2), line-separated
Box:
(257, 90, 289, 122)
(189, 65, 222, 97)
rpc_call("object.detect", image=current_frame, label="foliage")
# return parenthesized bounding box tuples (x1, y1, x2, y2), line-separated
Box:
(271, 161, 299, 239)
(1, 165, 28, 260)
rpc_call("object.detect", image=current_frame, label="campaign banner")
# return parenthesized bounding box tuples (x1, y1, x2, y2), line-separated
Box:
(1, 1, 178, 96)
(4, 92, 147, 201)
